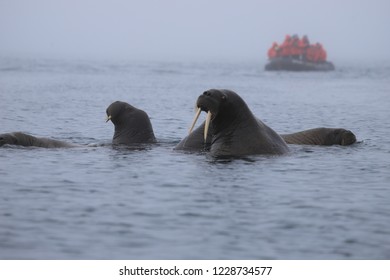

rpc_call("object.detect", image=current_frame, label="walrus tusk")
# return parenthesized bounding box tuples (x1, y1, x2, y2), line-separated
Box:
(106, 115, 112, 122)
(189, 107, 201, 134)
(204, 111, 211, 142)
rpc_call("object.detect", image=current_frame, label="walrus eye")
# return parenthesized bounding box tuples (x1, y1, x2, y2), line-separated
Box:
(203, 91, 211, 96)
(221, 94, 227, 101)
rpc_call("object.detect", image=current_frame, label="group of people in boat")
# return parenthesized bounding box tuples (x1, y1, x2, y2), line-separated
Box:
(268, 35, 328, 63)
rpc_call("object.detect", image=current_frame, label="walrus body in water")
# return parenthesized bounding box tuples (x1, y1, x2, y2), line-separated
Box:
(0, 132, 79, 148)
(106, 101, 156, 145)
(281, 127, 356, 146)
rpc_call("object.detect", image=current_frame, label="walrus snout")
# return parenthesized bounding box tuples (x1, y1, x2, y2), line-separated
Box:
(196, 95, 211, 113)
(197, 91, 220, 114)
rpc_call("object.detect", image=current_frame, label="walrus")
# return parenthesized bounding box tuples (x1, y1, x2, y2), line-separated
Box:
(281, 127, 356, 146)
(106, 101, 156, 145)
(175, 90, 357, 153)
(0, 132, 79, 148)
(179, 89, 289, 157)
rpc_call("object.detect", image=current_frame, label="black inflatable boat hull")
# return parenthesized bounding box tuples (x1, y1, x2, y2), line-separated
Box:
(265, 57, 335, 71)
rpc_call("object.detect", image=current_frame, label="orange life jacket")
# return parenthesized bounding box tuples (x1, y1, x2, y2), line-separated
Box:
(317, 44, 327, 62)
(267, 42, 279, 58)
(305, 45, 319, 62)
(290, 37, 302, 56)
(280, 35, 292, 56)
(298, 36, 309, 48)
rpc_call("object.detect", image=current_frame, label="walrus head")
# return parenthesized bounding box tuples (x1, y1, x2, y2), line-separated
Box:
(189, 89, 251, 142)
(334, 129, 356, 146)
(106, 101, 137, 125)
(0, 133, 18, 146)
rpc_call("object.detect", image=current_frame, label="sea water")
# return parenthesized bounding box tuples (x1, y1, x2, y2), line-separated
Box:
(0, 57, 389, 259)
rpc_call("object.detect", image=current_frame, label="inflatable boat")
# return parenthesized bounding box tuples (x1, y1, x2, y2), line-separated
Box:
(265, 57, 335, 71)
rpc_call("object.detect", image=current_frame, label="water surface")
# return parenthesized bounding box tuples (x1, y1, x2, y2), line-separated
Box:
(1, 58, 389, 259)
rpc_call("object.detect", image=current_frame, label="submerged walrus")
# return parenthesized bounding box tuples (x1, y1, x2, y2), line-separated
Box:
(178, 89, 289, 157)
(281, 127, 356, 146)
(106, 101, 156, 145)
(0, 132, 79, 148)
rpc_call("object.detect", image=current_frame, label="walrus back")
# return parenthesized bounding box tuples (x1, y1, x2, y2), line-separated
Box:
(281, 127, 357, 146)
(0, 132, 79, 148)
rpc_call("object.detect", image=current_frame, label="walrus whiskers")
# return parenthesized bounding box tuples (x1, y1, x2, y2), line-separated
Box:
(204, 111, 212, 142)
(189, 107, 201, 134)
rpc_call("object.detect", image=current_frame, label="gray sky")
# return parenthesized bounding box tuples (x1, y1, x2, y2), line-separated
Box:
(1, 0, 389, 62)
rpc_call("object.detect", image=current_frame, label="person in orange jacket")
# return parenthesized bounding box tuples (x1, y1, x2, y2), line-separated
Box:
(305, 43, 327, 63)
(267, 42, 280, 59)
(298, 35, 310, 48)
(305, 44, 318, 62)
(298, 35, 310, 59)
(317, 43, 327, 62)
(290, 34, 301, 58)
(279, 35, 292, 57)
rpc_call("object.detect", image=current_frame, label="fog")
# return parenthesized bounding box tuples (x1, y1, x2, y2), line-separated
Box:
(1, 0, 389, 63)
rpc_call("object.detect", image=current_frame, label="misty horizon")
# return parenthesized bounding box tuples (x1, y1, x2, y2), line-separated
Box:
(1, 0, 390, 63)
